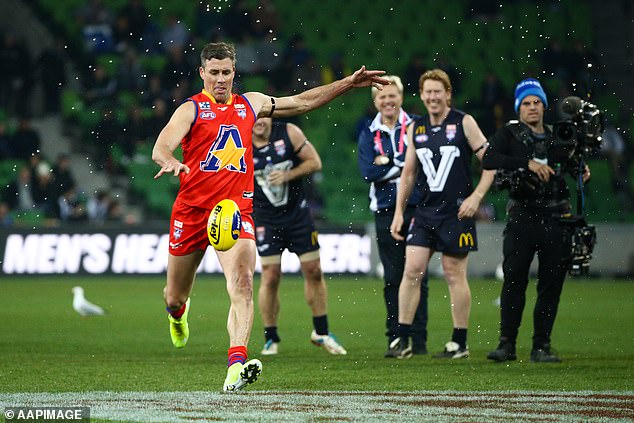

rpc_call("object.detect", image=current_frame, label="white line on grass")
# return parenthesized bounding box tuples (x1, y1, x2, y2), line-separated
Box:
(1, 391, 633, 422)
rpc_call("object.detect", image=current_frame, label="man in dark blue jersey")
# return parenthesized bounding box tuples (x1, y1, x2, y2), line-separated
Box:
(388, 69, 495, 359)
(252, 117, 347, 356)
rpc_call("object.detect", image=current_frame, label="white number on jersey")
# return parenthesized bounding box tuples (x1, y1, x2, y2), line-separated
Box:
(254, 159, 293, 206)
(416, 145, 460, 192)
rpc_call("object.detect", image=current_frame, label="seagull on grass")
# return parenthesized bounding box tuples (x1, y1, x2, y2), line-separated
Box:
(72, 286, 105, 316)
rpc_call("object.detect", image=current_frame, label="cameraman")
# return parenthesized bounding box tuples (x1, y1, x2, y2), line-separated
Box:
(483, 78, 590, 363)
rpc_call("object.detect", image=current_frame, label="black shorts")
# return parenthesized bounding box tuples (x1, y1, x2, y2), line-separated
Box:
(254, 209, 319, 258)
(406, 215, 478, 254)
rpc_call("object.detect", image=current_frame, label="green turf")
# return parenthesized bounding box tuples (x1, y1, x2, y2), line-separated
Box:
(0, 276, 632, 392)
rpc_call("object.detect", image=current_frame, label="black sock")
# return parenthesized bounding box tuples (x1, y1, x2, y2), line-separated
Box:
(397, 323, 412, 340)
(313, 315, 328, 335)
(264, 326, 280, 342)
(452, 328, 467, 349)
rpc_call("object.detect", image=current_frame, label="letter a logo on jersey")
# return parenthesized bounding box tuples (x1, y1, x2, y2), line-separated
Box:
(200, 124, 247, 173)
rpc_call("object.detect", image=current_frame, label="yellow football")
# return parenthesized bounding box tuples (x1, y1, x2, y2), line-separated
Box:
(207, 199, 241, 251)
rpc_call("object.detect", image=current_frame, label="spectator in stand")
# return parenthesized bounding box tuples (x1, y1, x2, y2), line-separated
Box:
(291, 56, 322, 92)
(124, 106, 150, 154)
(321, 52, 349, 85)
(0, 32, 33, 116)
(92, 109, 121, 172)
(57, 186, 87, 222)
(84, 64, 117, 106)
(601, 122, 634, 213)
(36, 37, 67, 115)
(87, 189, 111, 223)
(0, 202, 13, 226)
(32, 161, 56, 217)
(0, 121, 13, 159)
(161, 15, 189, 52)
(51, 153, 76, 198)
(117, 0, 148, 48)
(161, 47, 194, 92)
(2, 166, 35, 212)
(116, 47, 145, 92)
(11, 117, 40, 161)
(404, 54, 427, 94)
(251, 0, 280, 37)
(107, 198, 124, 221)
(540, 39, 568, 83)
(141, 74, 170, 107)
(147, 98, 170, 134)
(76, 0, 115, 54)
(479, 72, 511, 135)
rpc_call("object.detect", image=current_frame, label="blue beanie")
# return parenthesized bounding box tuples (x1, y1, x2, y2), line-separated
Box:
(514, 78, 548, 113)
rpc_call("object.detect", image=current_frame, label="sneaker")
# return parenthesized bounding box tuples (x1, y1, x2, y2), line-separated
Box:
(223, 359, 263, 392)
(385, 337, 413, 359)
(432, 341, 469, 359)
(261, 339, 279, 355)
(168, 298, 190, 348)
(310, 330, 347, 355)
(530, 345, 561, 363)
(487, 339, 516, 362)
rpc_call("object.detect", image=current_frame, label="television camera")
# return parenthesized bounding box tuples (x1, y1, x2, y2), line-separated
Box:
(494, 96, 604, 276)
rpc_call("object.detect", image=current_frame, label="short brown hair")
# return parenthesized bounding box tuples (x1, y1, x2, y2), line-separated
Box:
(419, 69, 452, 105)
(200, 42, 236, 67)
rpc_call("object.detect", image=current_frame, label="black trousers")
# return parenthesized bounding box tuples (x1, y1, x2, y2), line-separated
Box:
(375, 207, 428, 348)
(501, 209, 571, 348)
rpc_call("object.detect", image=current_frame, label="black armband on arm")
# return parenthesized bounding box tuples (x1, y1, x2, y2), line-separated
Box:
(267, 97, 276, 117)
(294, 139, 309, 153)
(474, 142, 489, 154)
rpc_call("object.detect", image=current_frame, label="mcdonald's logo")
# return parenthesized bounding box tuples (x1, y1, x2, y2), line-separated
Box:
(311, 231, 319, 246)
(459, 232, 474, 248)
(415, 125, 426, 135)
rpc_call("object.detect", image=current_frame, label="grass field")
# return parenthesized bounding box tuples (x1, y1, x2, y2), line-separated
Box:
(1, 275, 632, 421)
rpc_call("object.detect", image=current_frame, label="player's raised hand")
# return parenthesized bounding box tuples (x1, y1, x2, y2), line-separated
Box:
(349, 66, 390, 90)
(154, 160, 190, 179)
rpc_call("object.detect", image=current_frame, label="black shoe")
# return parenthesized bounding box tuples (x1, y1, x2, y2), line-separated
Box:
(432, 341, 469, 359)
(487, 341, 516, 362)
(385, 337, 413, 359)
(530, 344, 561, 363)
(412, 343, 427, 355)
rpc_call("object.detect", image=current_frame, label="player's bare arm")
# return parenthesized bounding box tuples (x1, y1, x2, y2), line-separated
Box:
(245, 66, 389, 118)
(458, 114, 495, 219)
(152, 101, 195, 179)
(390, 125, 418, 240)
(268, 123, 322, 186)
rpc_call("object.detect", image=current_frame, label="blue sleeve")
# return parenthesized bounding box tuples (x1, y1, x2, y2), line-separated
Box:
(357, 129, 394, 183)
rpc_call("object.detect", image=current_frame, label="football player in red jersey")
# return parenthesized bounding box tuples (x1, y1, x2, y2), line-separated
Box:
(151, 42, 388, 392)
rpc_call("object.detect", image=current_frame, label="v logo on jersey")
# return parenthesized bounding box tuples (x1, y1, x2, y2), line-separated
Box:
(200, 124, 247, 173)
(416, 145, 460, 192)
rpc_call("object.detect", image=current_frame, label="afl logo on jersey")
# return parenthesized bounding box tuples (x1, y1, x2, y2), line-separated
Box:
(415, 134, 429, 143)
(273, 139, 286, 156)
(446, 124, 457, 141)
(200, 111, 216, 120)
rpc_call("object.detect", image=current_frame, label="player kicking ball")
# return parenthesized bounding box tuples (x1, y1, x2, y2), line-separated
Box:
(152, 42, 387, 391)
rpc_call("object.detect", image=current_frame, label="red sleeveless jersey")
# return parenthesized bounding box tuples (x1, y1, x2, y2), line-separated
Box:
(177, 91, 256, 214)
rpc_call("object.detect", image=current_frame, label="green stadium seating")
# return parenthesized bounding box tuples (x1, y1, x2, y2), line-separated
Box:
(36, 0, 603, 224)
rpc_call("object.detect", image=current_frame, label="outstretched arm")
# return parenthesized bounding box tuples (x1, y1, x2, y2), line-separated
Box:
(245, 66, 389, 118)
(151, 101, 195, 179)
